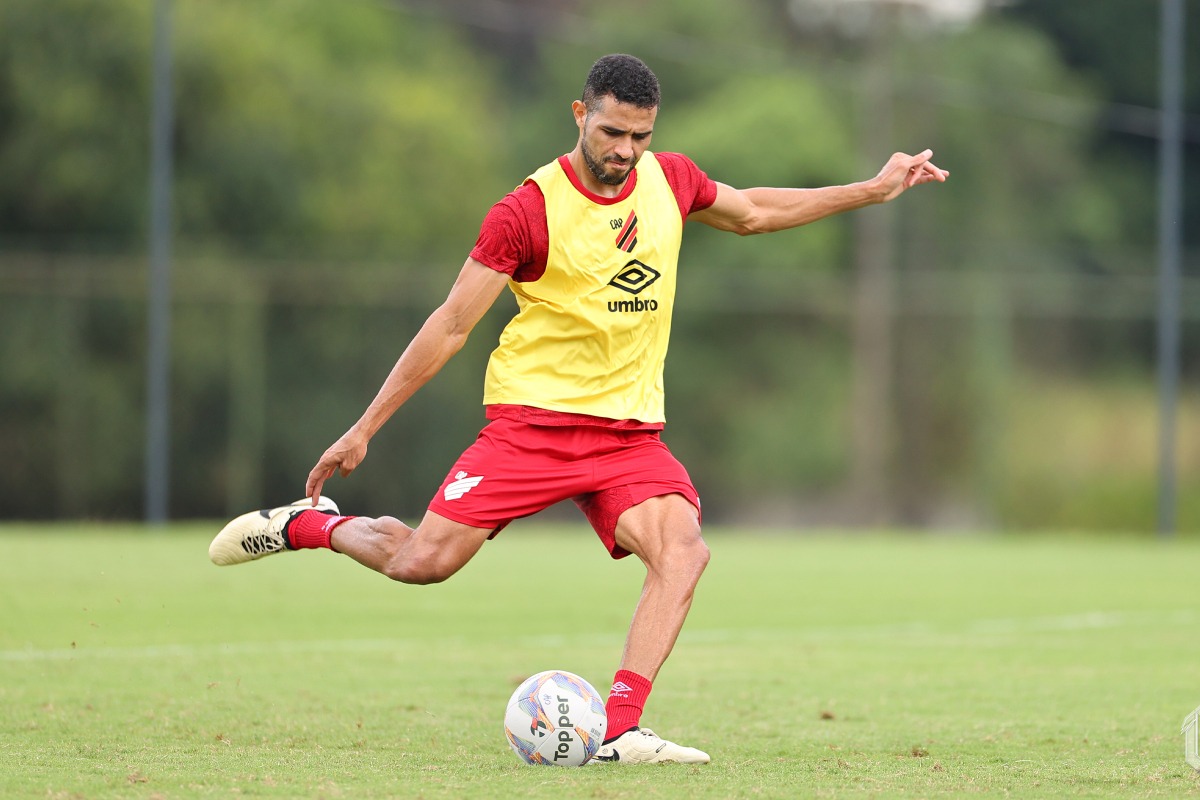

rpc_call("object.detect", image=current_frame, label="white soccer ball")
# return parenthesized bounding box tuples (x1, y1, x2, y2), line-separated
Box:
(503, 670, 607, 766)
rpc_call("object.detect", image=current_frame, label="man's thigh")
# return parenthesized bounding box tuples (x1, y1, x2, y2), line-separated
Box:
(610, 493, 703, 564)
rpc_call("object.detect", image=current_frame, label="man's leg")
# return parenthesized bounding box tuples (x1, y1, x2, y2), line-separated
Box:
(210, 500, 492, 586)
(330, 510, 493, 585)
(610, 493, 709, 681)
(593, 493, 711, 764)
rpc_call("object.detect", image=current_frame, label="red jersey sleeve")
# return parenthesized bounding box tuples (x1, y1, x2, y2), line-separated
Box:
(469, 181, 549, 282)
(655, 152, 718, 219)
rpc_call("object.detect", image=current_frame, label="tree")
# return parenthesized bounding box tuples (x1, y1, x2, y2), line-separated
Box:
(1005, 0, 1200, 250)
(0, 0, 510, 517)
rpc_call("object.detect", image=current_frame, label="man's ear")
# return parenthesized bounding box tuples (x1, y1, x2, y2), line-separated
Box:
(571, 99, 588, 132)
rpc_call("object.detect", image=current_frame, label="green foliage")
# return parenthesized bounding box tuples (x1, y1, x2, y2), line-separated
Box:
(0, 0, 508, 257)
(3, 526, 1200, 797)
(872, 21, 1129, 524)
(0, 0, 1194, 532)
(0, 0, 150, 247)
(1006, 0, 1200, 250)
(0, 0, 512, 517)
(0, 290, 146, 516)
(1008, 0, 1200, 112)
(667, 71, 857, 275)
(171, 0, 507, 260)
(998, 377, 1200, 531)
(540, 0, 790, 111)
(667, 311, 852, 517)
(895, 19, 1113, 259)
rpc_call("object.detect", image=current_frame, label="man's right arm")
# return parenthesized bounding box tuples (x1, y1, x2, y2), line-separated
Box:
(306, 257, 510, 501)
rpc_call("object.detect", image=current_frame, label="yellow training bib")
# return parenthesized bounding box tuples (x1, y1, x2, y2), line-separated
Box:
(483, 153, 683, 423)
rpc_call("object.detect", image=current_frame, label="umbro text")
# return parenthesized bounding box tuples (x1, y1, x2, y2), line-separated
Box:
(607, 298, 658, 313)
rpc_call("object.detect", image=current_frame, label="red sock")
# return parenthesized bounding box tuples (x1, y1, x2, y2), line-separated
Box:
(285, 509, 354, 550)
(604, 669, 652, 742)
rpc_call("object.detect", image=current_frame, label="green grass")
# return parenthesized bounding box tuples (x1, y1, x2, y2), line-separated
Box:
(3, 523, 1200, 799)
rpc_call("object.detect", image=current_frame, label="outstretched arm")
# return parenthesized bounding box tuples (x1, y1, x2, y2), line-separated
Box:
(689, 149, 948, 236)
(305, 257, 510, 502)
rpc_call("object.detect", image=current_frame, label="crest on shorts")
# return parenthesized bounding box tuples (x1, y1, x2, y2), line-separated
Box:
(444, 471, 484, 501)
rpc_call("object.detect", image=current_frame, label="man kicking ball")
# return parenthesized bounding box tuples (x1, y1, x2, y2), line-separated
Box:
(210, 53, 948, 764)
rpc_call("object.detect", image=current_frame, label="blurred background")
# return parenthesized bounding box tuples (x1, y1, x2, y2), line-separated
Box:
(0, 0, 1196, 534)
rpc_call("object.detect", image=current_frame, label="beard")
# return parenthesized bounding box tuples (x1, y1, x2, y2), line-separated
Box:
(581, 138, 635, 186)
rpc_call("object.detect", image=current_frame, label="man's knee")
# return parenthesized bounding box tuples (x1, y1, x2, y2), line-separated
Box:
(672, 527, 710, 579)
(616, 494, 703, 549)
(630, 500, 710, 579)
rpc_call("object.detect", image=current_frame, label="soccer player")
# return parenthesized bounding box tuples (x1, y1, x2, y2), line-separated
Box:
(209, 53, 948, 764)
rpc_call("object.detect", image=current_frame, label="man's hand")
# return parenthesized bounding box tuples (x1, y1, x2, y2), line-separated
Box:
(871, 149, 949, 203)
(306, 429, 369, 505)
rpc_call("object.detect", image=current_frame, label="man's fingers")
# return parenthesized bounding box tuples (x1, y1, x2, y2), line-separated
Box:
(908, 164, 935, 187)
(921, 159, 948, 181)
(904, 150, 946, 175)
(307, 473, 326, 504)
(900, 153, 948, 189)
(307, 463, 335, 504)
(894, 149, 931, 171)
(911, 148, 933, 165)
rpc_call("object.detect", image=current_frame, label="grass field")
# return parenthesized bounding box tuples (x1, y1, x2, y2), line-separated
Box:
(3, 523, 1199, 799)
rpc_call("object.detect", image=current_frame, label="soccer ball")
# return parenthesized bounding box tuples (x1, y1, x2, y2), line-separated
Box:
(503, 670, 607, 766)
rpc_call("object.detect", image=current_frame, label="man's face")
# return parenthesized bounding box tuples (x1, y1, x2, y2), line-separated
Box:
(574, 97, 657, 186)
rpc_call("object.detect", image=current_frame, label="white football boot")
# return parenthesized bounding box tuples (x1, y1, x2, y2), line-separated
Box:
(208, 497, 339, 566)
(590, 727, 711, 765)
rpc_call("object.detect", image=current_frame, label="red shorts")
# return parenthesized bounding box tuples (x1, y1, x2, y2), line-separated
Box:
(427, 418, 701, 559)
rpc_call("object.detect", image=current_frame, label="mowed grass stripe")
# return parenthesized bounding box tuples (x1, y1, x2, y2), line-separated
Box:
(3, 608, 1197, 662)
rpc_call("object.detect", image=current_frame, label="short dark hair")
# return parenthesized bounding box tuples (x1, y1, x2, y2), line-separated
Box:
(582, 54, 660, 113)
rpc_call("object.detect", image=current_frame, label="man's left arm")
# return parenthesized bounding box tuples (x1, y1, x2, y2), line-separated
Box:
(689, 149, 948, 236)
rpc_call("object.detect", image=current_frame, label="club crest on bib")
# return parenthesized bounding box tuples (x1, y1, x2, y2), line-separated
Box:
(614, 211, 639, 252)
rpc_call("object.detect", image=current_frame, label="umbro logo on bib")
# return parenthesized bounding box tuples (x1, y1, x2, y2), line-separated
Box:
(608, 260, 660, 295)
(444, 471, 483, 501)
(607, 260, 661, 313)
